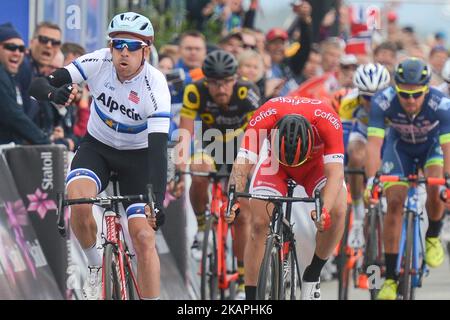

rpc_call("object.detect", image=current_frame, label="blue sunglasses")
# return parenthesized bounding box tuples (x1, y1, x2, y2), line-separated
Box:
(111, 39, 147, 52)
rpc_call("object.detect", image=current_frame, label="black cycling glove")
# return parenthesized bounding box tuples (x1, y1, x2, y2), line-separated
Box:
(49, 84, 73, 105)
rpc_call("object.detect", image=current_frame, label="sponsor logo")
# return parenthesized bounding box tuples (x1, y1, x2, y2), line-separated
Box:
(314, 109, 341, 129)
(81, 58, 111, 63)
(41, 152, 53, 190)
(382, 161, 394, 174)
(97, 93, 143, 121)
(270, 97, 322, 105)
(250, 108, 277, 126)
(104, 81, 115, 91)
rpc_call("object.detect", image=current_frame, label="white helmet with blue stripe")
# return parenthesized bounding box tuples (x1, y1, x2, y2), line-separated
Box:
(353, 63, 391, 93)
(108, 12, 154, 43)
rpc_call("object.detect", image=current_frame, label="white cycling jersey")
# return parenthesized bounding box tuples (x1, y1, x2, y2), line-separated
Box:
(65, 48, 171, 150)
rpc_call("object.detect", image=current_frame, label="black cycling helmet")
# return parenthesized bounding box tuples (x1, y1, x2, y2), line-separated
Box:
(394, 57, 431, 86)
(202, 50, 238, 79)
(271, 115, 315, 167)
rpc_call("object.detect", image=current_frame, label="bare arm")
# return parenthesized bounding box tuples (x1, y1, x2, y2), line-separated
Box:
(365, 136, 384, 178)
(228, 156, 254, 192)
(322, 162, 345, 212)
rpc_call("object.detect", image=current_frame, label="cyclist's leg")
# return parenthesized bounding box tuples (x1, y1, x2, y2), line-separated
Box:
(295, 159, 346, 285)
(190, 152, 216, 233)
(245, 154, 288, 299)
(377, 138, 409, 299)
(67, 136, 110, 254)
(116, 148, 160, 299)
(66, 135, 111, 299)
(347, 129, 367, 222)
(423, 140, 445, 267)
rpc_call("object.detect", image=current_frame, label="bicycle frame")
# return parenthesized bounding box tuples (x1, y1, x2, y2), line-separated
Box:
(210, 181, 239, 290)
(102, 207, 141, 300)
(232, 181, 322, 300)
(374, 171, 450, 299)
(177, 170, 238, 298)
(56, 184, 153, 300)
(395, 183, 427, 291)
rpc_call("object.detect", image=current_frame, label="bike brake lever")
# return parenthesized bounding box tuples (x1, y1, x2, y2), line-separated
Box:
(56, 192, 66, 238)
(226, 185, 236, 218)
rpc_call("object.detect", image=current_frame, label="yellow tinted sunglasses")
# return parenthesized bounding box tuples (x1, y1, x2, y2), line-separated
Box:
(395, 85, 428, 99)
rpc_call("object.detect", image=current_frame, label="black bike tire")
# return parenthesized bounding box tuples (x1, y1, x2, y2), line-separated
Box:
(200, 217, 218, 300)
(400, 211, 414, 300)
(367, 205, 381, 300)
(285, 242, 300, 300)
(104, 243, 122, 300)
(224, 226, 238, 300)
(124, 256, 138, 300)
(338, 206, 352, 300)
(256, 234, 280, 300)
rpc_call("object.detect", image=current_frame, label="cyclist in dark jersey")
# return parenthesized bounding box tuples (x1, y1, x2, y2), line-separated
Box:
(175, 50, 260, 298)
(366, 58, 450, 299)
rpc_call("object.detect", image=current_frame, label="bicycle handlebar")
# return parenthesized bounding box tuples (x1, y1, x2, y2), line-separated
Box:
(373, 171, 450, 187)
(56, 184, 155, 238)
(228, 187, 323, 222)
(175, 170, 230, 180)
(371, 171, 450, 203)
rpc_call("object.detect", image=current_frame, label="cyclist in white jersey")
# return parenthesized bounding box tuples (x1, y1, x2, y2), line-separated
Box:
(29, 12, 171, 300)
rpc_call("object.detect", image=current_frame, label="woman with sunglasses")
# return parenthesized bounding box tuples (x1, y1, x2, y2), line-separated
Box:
(365, 57, 450, 300)
(29, 12, 171, 300)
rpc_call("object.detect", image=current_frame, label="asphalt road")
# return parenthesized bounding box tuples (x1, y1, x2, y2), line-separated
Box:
(320, 253, 450, 300)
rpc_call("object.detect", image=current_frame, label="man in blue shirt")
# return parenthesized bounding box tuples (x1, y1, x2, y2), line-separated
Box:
(0, 23, 48, 145)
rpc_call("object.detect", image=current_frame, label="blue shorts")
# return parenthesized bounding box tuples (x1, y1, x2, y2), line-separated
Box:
(381, 134, 443, 178)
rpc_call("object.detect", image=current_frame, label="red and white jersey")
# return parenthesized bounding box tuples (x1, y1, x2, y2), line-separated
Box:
(238, 96, 345, 165)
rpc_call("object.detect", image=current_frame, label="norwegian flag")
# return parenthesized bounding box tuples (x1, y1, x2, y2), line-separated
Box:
(345, 30, 373, 56)
(129, 90, 140, 104)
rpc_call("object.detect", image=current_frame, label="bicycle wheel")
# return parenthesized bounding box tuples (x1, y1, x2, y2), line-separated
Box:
(399, 211, 414, 300)
(103, 243, 123, 300)
(201, 216, 219, 300)
(124, 256, 138, 300)
(365, 204, 383, 300)
(337, 207, 352, 300)
(256, 234, 281, 300)
(282, 240, 300, 300)
(223, 226, 238, 300)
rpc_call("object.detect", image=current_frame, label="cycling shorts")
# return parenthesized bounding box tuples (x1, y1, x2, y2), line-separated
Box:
(67, 134, 149, 212)
(382, 134, 443, 188)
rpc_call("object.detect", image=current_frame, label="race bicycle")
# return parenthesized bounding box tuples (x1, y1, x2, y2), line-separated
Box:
(229, 180, 322, 300)
(372, 168, 450, 300)
(176, 169, 239, 300)
(56, 174, 155, 300)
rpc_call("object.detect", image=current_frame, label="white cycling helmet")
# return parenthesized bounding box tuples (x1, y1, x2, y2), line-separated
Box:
(108, 12, 154, 43)
(442, 59, 450, 82)
(353, 63, 391, 93)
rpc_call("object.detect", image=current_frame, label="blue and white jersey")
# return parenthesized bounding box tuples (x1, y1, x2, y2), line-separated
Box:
(368, 86, 450, 145)
(65, 48, 171, 150)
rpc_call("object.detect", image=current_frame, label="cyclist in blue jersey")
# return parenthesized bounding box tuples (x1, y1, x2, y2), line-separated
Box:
(365, 57, 450, 300)
(29, 12, 170, 300)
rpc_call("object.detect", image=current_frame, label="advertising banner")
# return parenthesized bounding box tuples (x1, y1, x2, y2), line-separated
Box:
(5, 145, 68, 297)
(0, 155, 62, 299)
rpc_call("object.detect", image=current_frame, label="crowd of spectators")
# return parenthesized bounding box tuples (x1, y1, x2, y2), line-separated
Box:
(2, 0, 450, 154)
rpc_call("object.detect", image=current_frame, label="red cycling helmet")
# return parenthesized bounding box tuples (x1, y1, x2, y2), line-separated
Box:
(271, 114, 315, 167)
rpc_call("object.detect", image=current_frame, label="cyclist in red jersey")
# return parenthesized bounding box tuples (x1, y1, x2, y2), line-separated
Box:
(227, 96, 347, 300)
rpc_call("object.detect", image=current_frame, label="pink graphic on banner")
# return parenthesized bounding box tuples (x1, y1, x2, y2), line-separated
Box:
(27, 188, 57, 219)
(5, 200, 37, 278)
